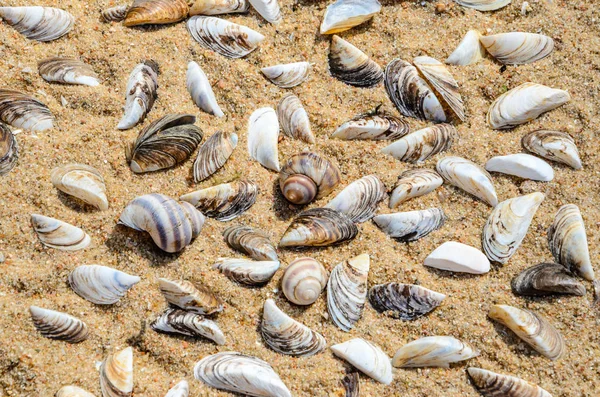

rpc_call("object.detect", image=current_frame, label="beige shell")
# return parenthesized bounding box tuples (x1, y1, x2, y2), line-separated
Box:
(101, 5, 129, 22)
(158, 278, 224, 314)
(332, 113, 409, 141)
(100, 347, 134, 397)
(325, 174, 386, 223)
(31, 214, 91, 251)
(330, 338, 392, 384)
(193, 130, 238, 183)
(51, 164, 108, 210)
(189, 0, 249, 15)
(187, 16, 264, 59)
(480, 32, 554, 65)
(180, 180, 258, 221)
(467, 367, 553, 397)
(248, 0, 281, 24)
(117, 60, 159, 130)
(38, 57, 99, 86)
(0, 6, 74, 42)
(320, 0, 381, 34)
(0, 122, 18, 176)
(124, 0, 189, 26)
(453, 0, 511, 11)
(56, 385, 96, 397)
(248, 107, 280, 171)
(213, 258, 280, 286)
(276, 94, 314, 144)
(389, 169, 443, 208)
(446, 30, 485, 66)
(522, 129, 582, 170)
(29, 306, 89, 343)
(392, 336, 479, 368)
(381, 124, 457, 163)
(223, 224, 278, 261)
(261, 62, 311, 88)
(279, 152, 341, 205)
(436, 156, 498, 206)
(328, 35, 383, 87)
(281, 257, 328, 305)
(279, 207, 358, 247)
(0, 89, 54, 131)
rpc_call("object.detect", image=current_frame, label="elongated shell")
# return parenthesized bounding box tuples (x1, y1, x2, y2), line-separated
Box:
(29, 306, 88, 343)
(261, 62, 311, 89)
(425, 241, 491, 274)
(328, 35, 383, 87)
(480, 33, 554, 65)
(0, 123, 18, 176)
(325, 175, 386, 223)
(332, 113, 409, 141)
(214, 258, 280, 286)
(279, 152, 341, 205)
(68, 265, 140, 305)
(102, 5, 129, 22)
(482, 192, 544, 264)
(485, 153, 554, 181)
(373, 208, 445, 242)
(381, 124, 457, 163)
(276, 94, 314, 143)
(522, 129, 582, 170)
(436, 156, 498, 206)
(151, 308, 225, 345)
(248, 107, 280, 171)
(100, 347, 133, 397)
(453, 0, 511, 11)
(279, 208, 358, 247)
(414, 56, 465, 121)
(31, 214, 91, 251)
(389, 169, 443, 208)
(511, 262, 585, 297)
(38, 58, 99, 87)
(51, 163, 108, 210)
(189, 0, 249, 15)
(180, 180, 257, 221)
(488, 304, 565, 360)
(392, 336, 479, 368)
(330, 338, 392, 384)
(187, 61, 224, 117)
(0, 6, 74, 42)
(56, 385, 96, 397)
(223, 225, 277, 261)
(327, 253, 369, 332)
(320, 0, 382, 34)
(248, 0, 281, 24)
(467, 367, 553, 397)
(446, 30, 485, 66)
(281, 257, 328, 305)
(487, 83, 570, 130)
(0, 89, 54, 131)
(165, 380, 189, 397)
(159, 278, 224, 314)
(193, 130, 238, 183)
(187, 16, 264, 59)
(124, 0, 189, 26)
(194, 352, 292, 397)
(118, 194, 205, 253)
(117, 60, 159, 130)
(368, 283, 446, 320)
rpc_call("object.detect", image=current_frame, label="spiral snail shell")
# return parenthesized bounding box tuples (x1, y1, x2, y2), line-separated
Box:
(279, 152, 341, 205)
(281, 257, 328, 305)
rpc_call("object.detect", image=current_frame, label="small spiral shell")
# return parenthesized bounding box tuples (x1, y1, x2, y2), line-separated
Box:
(223, 225, 277, 261)
(281, 257, 328, 305)
(279, 152, 341, 205)
(29, 306, 89, 343)
(158, 278, 224, 315)
(100, 347, 134, 397)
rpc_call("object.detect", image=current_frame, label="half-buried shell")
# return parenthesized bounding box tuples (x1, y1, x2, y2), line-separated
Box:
(277, 94, 314, 144)
(392, 336, 479, 368)
(0, 89, 54, 131)
(279, 152, 341, 205)
(453, 0, 511, 11)
(446, 30, 485, 66)
(117, 60, 159, 130)
(522, 129, 582, 170)
(373, 208, 445, 242)
(186, 61, 224, 117)
(187, 16, 264, 59)
(331, 338, 392, 384)
(368, 283, 446, 320)
(100, 347, 133, 397)
(389, 169, 443, 208)
(248, 107, 280, 171)
(261, 62, 311, 88)
(164, 380, 189, 397)
(193, 130, 238, 183)
(381, 124, 457, 163)
(480, 32, 554, 65)
(31, 214, 91, 251)
(51, 163, 108, 210)
(213, 258, 280, 286)
(56, 385, 96, 397)
(0, 6, 74, 42)
(124, 0, 189, 26)
(180, 180, 258, 221)
(29, 306, 89, 343)
(332, 113, 409, 141)
(151, 308, 225, 345)
(158, 278, 224, 314)
(0, 122, 18, 176)
(511, 262, 586, 297)
(325, 174, 386, 223)
(222, 224, 278, 261)
(38, 57, 99, 86)
(436, 156, 498, 206)
(328, 35, 383, 87)
(68, 264, 140, 305)
(320, 0, 382, 34)
(279, 208, 358, 247)
(467, 367, 553, 397)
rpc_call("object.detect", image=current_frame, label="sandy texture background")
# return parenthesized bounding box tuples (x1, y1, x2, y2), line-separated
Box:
(1, 0, 599, 395)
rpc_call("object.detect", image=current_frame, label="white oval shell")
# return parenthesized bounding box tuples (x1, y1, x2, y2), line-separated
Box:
(424, 241, 490, 274)
(392, 336, 479, 368)
(320, 0, 381, 34)
(261, 62, 311, 88)
(485, 153, 554, 181)
(186, 61, 224, 117)
(330, 338, 392, 384)
(436, 156, 498, 206)
(51, 164, 108, 210)
(69, 265, 140, 305)
(31, 214, 91, 251)
(247, 107, 280, 171)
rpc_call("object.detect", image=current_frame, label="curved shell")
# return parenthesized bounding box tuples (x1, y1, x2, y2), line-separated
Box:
(0, 89, 54, 131)
(194, 352, 292, 397)
(453, 0, 511, 11)
(480, 32, 554, 65)
(373, 208, 445, 242)
(389, 169, 443, 208)
(187, 16, 264, 59)
(165, 380, 189, 397)
(31, 214, 91, 251)
(485, 153, 554, 181)
(381, 124, 457, 163)
(488, 304, 565, 360)
(223, 225, 277, 261)
(276, 94, 314, 144)
(511, 262, 586, 297)
(279, 207, 358, 247)
(38, 58, 99, 87)
(29, 306, 89, 343)
(342, 372, 359, 397)
(424, 241, 491, 274)
(159, 278, 224, 314)
(151, 308, 225, 345)
(248, 107, 280, 171)
(522, 129, 581, 170)
(279, 152, 341, 205)
(436, 156, 498, 206)
(68, 264, 140, 305)
(180, 180, 257, 221)
(325, 175, 386, 223)
(328, 35, 383, 87)
(0, 6, 74, 42)
(467, 367, 553, 397)
(392, 336, 480, 368)
(482, 192, 544, 264)
(117, 60, 159, 130)
(248, 0, 281, 24)
(56, 385, 96, 397)
(261, 62, 311, 89)
(51, 163, 108, 210)
(368, 283, 446, 320)
(0, 123, 18, 176)
(446, 30, 485, 66)
(187, 61, 224, 118)
(327, 254, 370, 332)
(281, 257, 328, 305)
(101, 5, 129, 22)
(332, 113, 409, 141)
(189, 0, 249, 15)
(100, 347, 133, 397)
(320, 0, 382, 34)
(214, 258, 280, 286)
(118, 194, 205, 253)
(193, 130, 238, 183)
(124, 0, 189, 26)
(330, 338, 392, 384)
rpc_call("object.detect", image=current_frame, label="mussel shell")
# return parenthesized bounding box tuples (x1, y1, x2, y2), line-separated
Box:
(511, 262, 586, 297)
(279, 207, 358, 248)
(213, 258, 280, 286)
(392, 336, 480, 368)
(248, 0, 281, 24)
(453, 0, 511, 11)
(467, 367, 553, 397)
(0, 122, 18, 176)
(158, 278, 224, 314)
(281, 257, 328, 305)
(164, 380, 189, 397)
(389, 169, 443, 208)
(485, 153, 554, 182)
(101, 5, 129, 22)
(373, 208, 445, 242)
(0, 6, 74, 42)
(223, 224, 277, 261)
(328, 35, 383, 87)
(187, 16, 264, 59)
(124, 0, 189, 26)
(38, 57, 99, 86)
(436, 156, 498, 207)
(320, 0, 382, 34)
(424, 241, 491, 274)
(29, 306, 89, 343)
(325, 174, 386, 223)
(480, 32, 554, 65)
(330, 338, 392, 384)
(187, 61, 224, 117)
(117, 60, 159, 130)
(381, 124, 457, 163)
(51, 163, 108, 210)
(446, 30, 485, 66)
(100, 347, 134, 397)
(332, 113, 409, 141)
(56, 385, 96, 397)
(279, 152, 341, 205)
(189, 0, 249, 15)
(522, 129, 582, 170)
(261, 62, 311, 89)
(180, 180, 258, 221)
(276, 94, 314, 143)
(193, 130, 238, 183)
(0, 89, 54, 131)
(151, 308, 225, 345)
(247, 107, 280, 171)
(68, 264, 141, 305)
(31, 214, 91, 251)
(368, 283, 446, 320)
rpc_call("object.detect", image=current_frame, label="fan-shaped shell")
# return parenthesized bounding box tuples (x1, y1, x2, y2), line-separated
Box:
(446, 30, 485, 66)
(332, 113, 409, 141)
(261, 62, 311, 89)
(223, 225, 277, 261)
(38, 57, 99, 87)
(151, 308, 225, 345)
(279, 152, 341, 205)
(180, 180, 257, 221)
(325, 174, 386, 223)
(381, 124, 457, 163)
(522, 130, 581, 170)
(187, 16, 264, 59)
(0, 6, 74, 42)
(159, 278, 224, 314)
(276, 94, 314, 143)
(424, 241, 491, 274)
(480, 32, 554, 65)
(389, 169, 443, 208)
(124, 0, 189, 26)
(165, 380, 189, 397)
(0, 89, 54, 131)
(189, 0, 249, 15)
(214, 258, 280, 286)
(279, 207, 358, 248)
(100, 347, 134, 397)
(330, 338, 392, 384)
(436, 156, 498, 206)
(0, 123, 18, 176)
(29, 306, 89, 343)
(453, 0, 511, 11)
(392, 336, 480, 368)
(328, 35, 383, 87)
(56, 385, 96, 397)
(117, 60, 159, 130)
(320, 0, 382, 34)
(248, 107, 280, 171)
(281, 257, 328, 305)
(248, 0, 281, 23)
(101, 5, 129, 22)
(373, 208, 445, 242)
(467, 367, 553, 397)
(193, 130, 238, 183)
(187, 61, 223, 117)
(31, 214, 91, 251)
(68, 264, 140, 305)
(511, 262, 585, 297)
(368, 283, 446, 320)
(51, 163, 108, 210)
(485, 153, 554, 181)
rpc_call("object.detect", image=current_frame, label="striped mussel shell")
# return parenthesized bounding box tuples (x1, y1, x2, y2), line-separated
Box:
(482, 192, 544, 264)
(38, 57, 99, 87)
(151, 308, 225, 345)
(101, 5, 129, 22)
(0, 89, 54, 131)
(392, 336, 480, 368)
(381, 124, 457, 163)
(511, 262, 586, 297)
(165, 380, 189, 397)
(330, 338, 392, 385)
(488, 304, 565, 360)
(328, 35, 383, 88)
(0, 122, 18, 176)
(68, 264, 141, 305)
(180, 180, 258, 221)
(31, 214, 91, 251)
(389, 169, 443, 208)
(279, 207, 358, 248)
(332, 113, 409, 141)
(320, 0, 382, 34)
(29, 306, 89, 343)
(453, 0, 511, 11)
(187, 61, 224, 117)
(446, 30, 485, 66)
(277, 94, 314, 144)
(0, 6, 74, 42)
(125, 114, 203, 173)
(548, 204, 594, 280)
(189, 0, 249, 15)
(213, 258, 280, 286)
(281, 257, 328, 305)
(480, 32, 554, 65)
(261, 62, 311, 88)
(325, 174, 386, 223)
(159, 278, 224, 314)
(522, 129, 582, 170)
(327, 254, 370, 332)
(467, 367, 553, 397)
(124, 0, 189, 26)
(118, 193, 205, 253)
(279, 152, 341, 205)
(193, 130, 238, 183)
(248, 0, 282, 24)
(373, 208, 445, 242)
(368, 283, 446, 320)
(261, 299, 326, 356)
(56, 385, 96, 397)
(51, 163, 108, 210)
(436, 156, 498, 206)
(247, 107, 280, 171)
(342, 372, 359, 397)
(100, 347, 134, 397)
(187, 16, 264, 59)
(223, 224, 277, 261)
(117, 60, 159, 130)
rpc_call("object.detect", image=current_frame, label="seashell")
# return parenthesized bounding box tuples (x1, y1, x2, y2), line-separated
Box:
(31, 214, 91, 251)
(332, 113, 409, 141)
(446, 30, 485, 66)
(384, 58, 446, 123)
(0, 122, 18, 176)
(261, 62, 311, 89)
(392, 336, 479, 368)
(325, 175, 386, 223)
(424, 241, 491, 274)
(261, 299, 326, 356)
(281, 257, 328, 305)
(453, 0, 511, 11)
(279, 208, 358, 247)
(38, 57, 99, 87)
(247, 107, 280, 171)
(328, 35, 383, 87)
(248, 0, 282, 24)
(100, 347, 133, 397)
(487, 83, 570, 130)
(193, 130, 238, 183)
(547, 204, 594, 281)
(222, 225, 277, 261)
(320, 0, 382, 34)
(381, 124, 457, 163)
(436, 156, 498, 206)
(68, 264, 140, 305)
(189, 0, 249, 15)
(511, 262, 586, 297)
(488, 304, 565, 360)
(330, 338, 392, 384)
(327, 253, 370, 331)
(118, 194, 205, 253)
(522, 130, 582, 170)
(151, 308, 225, 345)
(467, 367, 553, 397)
(482, 192, 544, 264)
(186, 61, 224, 118)
(51, 163, 108, 210)
(485, 153, 554, 181)
(29, 306, 88, 343)
(0, 6, 74, 42)
(279, 152, 341, 205)
(373, 208, 445, 242)
(194, 352, 292, 397)
(213, 258, 280, 286)
(180, 180, 257, 221)
(56, 385, 96, 397)
(187, 16, 264, 59)
(389, 169, 443, 208)
(165, 380, 189, 397)
(159, 278, 224, 314)
(102, 5, 129, 22)
(117, 60, 159, 130)
(594, 280, 600, 309)
(480, 32, 554, 65)
(124, 0, 189, 26)
(0, 89, 54, 131)
(342, 372, 359, 397)
(368, 283, 446, 320)
(276, 94, 314, 143)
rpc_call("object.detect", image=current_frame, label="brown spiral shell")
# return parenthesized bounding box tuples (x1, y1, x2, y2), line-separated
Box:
(279, 152, 341, 205)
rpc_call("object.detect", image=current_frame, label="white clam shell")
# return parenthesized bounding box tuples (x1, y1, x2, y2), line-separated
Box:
(446, 30, 485, 66)
(436, 156, 498, 206)
(186, 61, 224, 117)
(100, 347, 134, 397)
(189, 0, 249, 15)
(261, 62, 311, 88)
(392, 336, 480, 368)
(381, 124, 457, 164)
(117, 61, 159, 130)
(480, 32, 554, 65)
(0, 89, 54, 131)
(325, 174, 386, 223)
(453, 0, 511, 11)
(424, 241, 490, 274)
(0, 6, 74, 42)
(247, 107, 280, 171)
(281, 257, 328, 305)
(330, 338, 392, 384)
(485, 153, 554, 181)
(373, 208, 445, 242)
(522, 129, 582, 170)
(187, 16, 264, 59)
(151, 308, 226, 345)
(38, 57, 99, 86)
(467, 367, 553, 397)
(56, 385, 96, 397)
(213, 257, 280, 286)
(68, 265, 140, 305)
(248, 0, 281, 23)
(51, 163, 108, 210)
(320, 0, 382, 34)
(31, 214, 91, 251)
(164, 380, 189, 397)
(101, 5, 129, 22)
(29, 306, 89, 343)
(389, 169, 443, 208)
(277, 94, 314, 144)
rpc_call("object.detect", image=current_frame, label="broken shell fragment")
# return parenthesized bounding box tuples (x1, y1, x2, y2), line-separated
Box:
(328, 35, 383, 87)
(281, 257, 328, 305)
(392, 336, 479, 368)
(151, 308, 225, 345)
(389, 169, 443, 208)
(248, 0, 282, 24)
(436, 156, 498, 206)
(29, 306, 89, 343)
(51, 163, 108, 210)
(511, 262, 586, 297)
(480, 32, 554, 65)
(325, 175, 386, 223)
(214, 258, 280, 286)
(100, 347, 133, 397)
(0, 123, 18, 176)
(158, 278, 224, 314)
(485, 153, 554, 181)
(332, 113, 409, 141)
(68, 264, 140, 305)
(193, 130, 238, 183)
(368, 283, 446, 320)
(425, 241, 491, 274)
(342, 372, 359, 397)
(453, 0, 511, 11)
(124, 0, 189, 26)
(38, 57, 99, 87)
(165, 380, 189, 397)
(31, 214, 91, 251)
(279, 208, 358, 247)
(187, 16, 264, 58)
(223, 225, 277, 261)
(279, 152, 341, 205)
(320, 0, 382, 34)
(277, 94, 314, 144)
(117, 60, 159, 130)
(330, 338, 392, 384)
(0, 6, 74, 42)
(0, 89, 54, 131)
(56, 385, 96, 397)
(261, 62, 311, 88)
(522, 130, 582, 170)
(180, 180, 257, 221)
(467, 367, 553, 397)
(187, 61, 224, 117)
(101, 5, 129, 22)
(248, 107, 280, 171)
(381, 124, 457, 163)
(446, 30, 485, 66)
(373, 208, 445, 242)
(189, 0, 249, 15)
